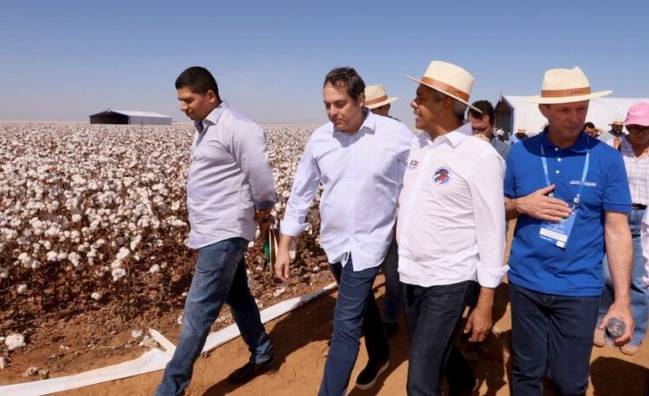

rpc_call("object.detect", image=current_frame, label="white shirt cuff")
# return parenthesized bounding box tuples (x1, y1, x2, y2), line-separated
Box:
(280, 218, 308, 237)
(476, 263, 510, 288)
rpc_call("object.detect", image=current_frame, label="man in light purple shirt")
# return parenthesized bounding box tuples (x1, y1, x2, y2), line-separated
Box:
(154, 67, 277, 396)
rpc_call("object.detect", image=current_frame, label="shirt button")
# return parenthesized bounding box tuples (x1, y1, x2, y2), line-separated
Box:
(555, 170, 560, 174)
(557, 158, 562, 162)
(554, 147, 559, 151)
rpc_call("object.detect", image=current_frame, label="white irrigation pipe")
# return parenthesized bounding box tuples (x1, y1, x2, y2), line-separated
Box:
(0, 282, 337, 396)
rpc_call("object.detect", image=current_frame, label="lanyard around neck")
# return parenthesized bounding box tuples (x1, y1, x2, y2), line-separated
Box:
(539, 134, 590, 208)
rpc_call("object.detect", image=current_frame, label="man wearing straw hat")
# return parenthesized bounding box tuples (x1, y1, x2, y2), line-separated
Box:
(599, 117, 626, 144)
(364, 83, 405, 337)
(275, 67, 413, 396)
(365, 84, 399, 118)
(504, 66, 634, 395)
(398, 60, 507, 396)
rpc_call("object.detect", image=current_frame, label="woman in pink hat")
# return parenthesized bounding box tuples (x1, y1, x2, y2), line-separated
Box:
(596, 102, 649, 355)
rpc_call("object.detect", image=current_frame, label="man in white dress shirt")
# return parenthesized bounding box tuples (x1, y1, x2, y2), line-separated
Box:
(274, 67, 413, 396)
(398, 61, 507, 396)
(154, 67, 277, 396)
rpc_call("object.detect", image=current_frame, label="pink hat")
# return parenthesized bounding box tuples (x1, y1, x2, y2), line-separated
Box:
(625, 102, 649, 127)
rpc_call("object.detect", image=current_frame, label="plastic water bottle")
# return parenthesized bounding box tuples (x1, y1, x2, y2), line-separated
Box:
(604, 317, 626, 346)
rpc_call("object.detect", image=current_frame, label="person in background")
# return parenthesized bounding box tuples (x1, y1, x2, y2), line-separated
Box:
(595, 102, 649, 355)
(364, 83, 407, 338)
(584, 121, 600, 138)
(468, 99, 510, 160)
(599, 117, 626, 144)
(509, 127, 528, 145)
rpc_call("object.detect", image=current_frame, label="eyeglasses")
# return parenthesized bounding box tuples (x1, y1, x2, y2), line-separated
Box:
(627, 125, 649, 134)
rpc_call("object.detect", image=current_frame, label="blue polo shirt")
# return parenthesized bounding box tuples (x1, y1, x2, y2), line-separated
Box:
(504, 130, 631, 296)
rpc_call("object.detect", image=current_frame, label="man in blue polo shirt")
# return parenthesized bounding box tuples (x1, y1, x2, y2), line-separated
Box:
(504, 66, 634, 396)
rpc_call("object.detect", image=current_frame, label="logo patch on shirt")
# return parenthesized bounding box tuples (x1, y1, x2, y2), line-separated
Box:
(433, 167, 452, 185)
(569, 180, 598, 187)
(407, 159, 420, 170)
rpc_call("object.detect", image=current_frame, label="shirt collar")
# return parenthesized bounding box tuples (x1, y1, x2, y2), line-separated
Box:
(434, 122, 472, 148)
(332, 108, 376, 135)
(540, 126, 590, 153)
(195, 101, 229, 131)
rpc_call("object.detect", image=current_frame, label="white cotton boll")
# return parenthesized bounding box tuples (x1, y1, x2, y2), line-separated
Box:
(30, 260, 41, 270)
(116, 247, 130, 261)
(57, 252, 68, 261)
(131, 329, 144, 339)
(170, 201, 180, 211)
(149, 264, 160, 274)
(42, 240, 51, 250)
(0, 267, 9, 279)
(16, 284, 28, 294)
(111, 260, 122, 269)
(130, 235, 141, 251)
(111, 267, 126, 281)
(68, 252, 80, 267)
(71, 214, 82, 223)
(91, 291, 102, 301)
(5, 333, 26, 351)
(46, 251, 57, 262)
(48, 201, 60, 211)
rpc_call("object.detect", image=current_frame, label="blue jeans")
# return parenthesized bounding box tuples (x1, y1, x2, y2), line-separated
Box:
(598, 208, 648, 346)
(318, 256, 389, 396)
(381, 240, 402, 324)
(155, 238, 273, 396)
(510, 283, 599, 396)
(404, 280, 479, 396)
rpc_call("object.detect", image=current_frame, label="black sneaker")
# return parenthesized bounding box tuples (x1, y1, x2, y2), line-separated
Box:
(447, 377, 479, 396)
(383, 321, 399, 338)
(355, 357, 389, 390)
(226, 357, 275, 384)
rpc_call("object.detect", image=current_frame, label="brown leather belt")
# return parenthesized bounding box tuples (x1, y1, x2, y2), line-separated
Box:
(631, 203, 647, 210)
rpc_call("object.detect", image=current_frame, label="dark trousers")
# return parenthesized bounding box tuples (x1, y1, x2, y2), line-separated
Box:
(404, 280, 479, 396)
(510, 283, 599, 396)
(318, 256, 390, 396)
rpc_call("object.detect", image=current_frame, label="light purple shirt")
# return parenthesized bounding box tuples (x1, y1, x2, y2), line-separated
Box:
(186, 101, 276, 249)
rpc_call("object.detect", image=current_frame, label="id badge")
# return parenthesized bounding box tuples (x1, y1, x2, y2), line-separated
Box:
(539, 209, 577, 249)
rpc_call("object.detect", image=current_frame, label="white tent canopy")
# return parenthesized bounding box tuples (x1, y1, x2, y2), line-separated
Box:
(494, 96, 649, 137)
(89, 109, 172, 125)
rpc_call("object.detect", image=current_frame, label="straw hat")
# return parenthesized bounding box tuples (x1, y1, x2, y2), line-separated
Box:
(364, 84, 398, 110)
(516, 127, 527, 135)
(609, 117, 625, 126)
(406, 61, 480, 112)
(525, 66, 612, 104)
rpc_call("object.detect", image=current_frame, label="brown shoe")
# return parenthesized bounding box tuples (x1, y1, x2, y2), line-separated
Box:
(593, 328, 605, 347)
(620, 344, 639, 356)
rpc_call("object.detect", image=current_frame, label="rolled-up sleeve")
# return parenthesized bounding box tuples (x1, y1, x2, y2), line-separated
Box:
(281, 138, 321, 237)
(231, 121, 276, 210)
(468, 152, 509, 287)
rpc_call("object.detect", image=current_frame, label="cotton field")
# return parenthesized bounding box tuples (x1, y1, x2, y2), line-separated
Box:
(0, 122, 322, 340)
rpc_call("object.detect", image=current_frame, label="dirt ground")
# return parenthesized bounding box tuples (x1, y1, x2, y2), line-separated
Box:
(3, 225, 649, 395)
(0, 275, 645, 396)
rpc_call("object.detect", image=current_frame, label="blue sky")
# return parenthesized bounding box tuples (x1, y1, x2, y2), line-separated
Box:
(0, 0, 647, 124)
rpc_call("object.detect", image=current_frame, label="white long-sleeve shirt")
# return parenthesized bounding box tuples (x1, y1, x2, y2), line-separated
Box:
(281, 111, 414, 271)
(397, 123, 508, 288)
(186, 101, 276, 249)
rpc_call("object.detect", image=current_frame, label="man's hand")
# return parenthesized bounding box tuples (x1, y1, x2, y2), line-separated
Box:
(598, 299, 635, 346)
(463, 287, 495, 342)
(255, 209, 272, 240)
(513, 185, 572, 222)
(274, 234, 295, 282)
(463, 305, 492, 342)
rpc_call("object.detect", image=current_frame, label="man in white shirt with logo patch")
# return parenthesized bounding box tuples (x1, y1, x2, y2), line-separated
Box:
(398, 61, 507, 396)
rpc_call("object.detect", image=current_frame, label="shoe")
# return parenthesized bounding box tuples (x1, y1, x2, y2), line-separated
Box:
(620, 343, 639, 356)
(227, 357, 274, 384)
(593, 328, 605, 347)
(383, 321, 399, 339)
(355, 357, 389, 390)
(447, 378, 479, 396)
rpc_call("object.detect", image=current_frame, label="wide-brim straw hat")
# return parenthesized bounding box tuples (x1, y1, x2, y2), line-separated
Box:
(364, 84, 398, 109)
(405, 61, 481, 112)
(525, 66, 612, 104)
(609, 117, 625, 126)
